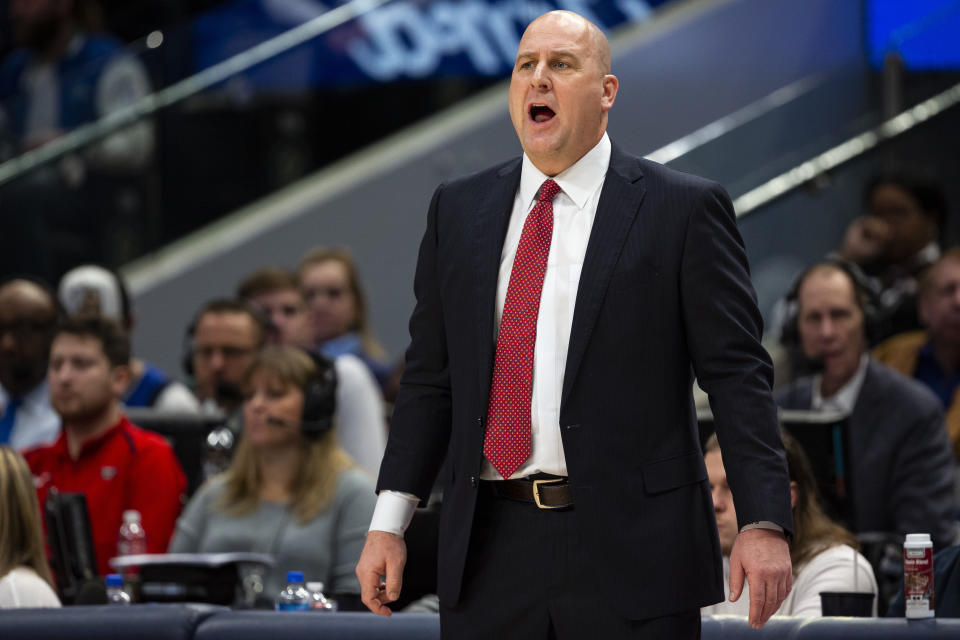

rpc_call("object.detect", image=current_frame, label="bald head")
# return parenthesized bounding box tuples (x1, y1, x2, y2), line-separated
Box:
(508, 10, 619, 176)
(525, 11, 611, 73)
(0, 278, 59, 396)
(0, 279, 57, 312)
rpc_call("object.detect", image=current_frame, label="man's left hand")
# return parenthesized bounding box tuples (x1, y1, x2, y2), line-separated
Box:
(728, 527, 792, 629)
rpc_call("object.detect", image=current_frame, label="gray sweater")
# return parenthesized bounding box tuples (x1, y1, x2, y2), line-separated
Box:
(168, 468, 375, 598)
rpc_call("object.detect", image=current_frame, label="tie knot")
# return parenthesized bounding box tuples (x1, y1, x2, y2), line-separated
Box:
(537, 179, 560, 204)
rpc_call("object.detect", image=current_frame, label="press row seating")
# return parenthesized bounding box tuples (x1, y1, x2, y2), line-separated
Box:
(1, 605, 959, 640)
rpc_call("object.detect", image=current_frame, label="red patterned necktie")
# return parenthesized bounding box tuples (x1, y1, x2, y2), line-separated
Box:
(483, 178, 561, 479)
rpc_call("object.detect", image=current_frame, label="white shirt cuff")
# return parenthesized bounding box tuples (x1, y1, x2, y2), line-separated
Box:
(740, 521, 783, 534)
(369, 490, 420, 536)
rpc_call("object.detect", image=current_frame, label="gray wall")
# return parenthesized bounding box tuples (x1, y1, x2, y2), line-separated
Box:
(128, 0, 866, 376)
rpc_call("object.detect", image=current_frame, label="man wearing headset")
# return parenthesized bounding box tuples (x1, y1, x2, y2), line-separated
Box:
(775, 261, 957, 548)
(185, 299, 268, 415)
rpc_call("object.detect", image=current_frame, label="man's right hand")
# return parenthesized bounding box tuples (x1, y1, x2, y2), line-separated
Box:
(356, 530, 407, 617)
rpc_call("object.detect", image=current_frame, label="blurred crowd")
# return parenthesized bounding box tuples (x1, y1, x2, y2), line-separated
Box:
(1, 0, 960, 626)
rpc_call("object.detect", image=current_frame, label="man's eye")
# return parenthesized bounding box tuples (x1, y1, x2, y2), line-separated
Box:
(555, 61, 568, 69)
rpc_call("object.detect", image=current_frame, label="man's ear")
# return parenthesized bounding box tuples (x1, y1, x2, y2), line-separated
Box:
(789, 481, 798, 510)
(111, 364, 132, 398)
(600, 74, 618, 112)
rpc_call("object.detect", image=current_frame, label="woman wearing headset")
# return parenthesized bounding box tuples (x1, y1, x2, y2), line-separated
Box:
(168, 347, 375, 605)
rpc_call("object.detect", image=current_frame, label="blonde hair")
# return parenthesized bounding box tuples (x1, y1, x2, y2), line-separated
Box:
(298, 247, 386, 359)
(0, 447, 55, 587)
(219, 347, 354, 522)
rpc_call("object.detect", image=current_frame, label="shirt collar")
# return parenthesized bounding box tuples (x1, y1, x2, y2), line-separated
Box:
(812, 354, 869, 414)
(53, 414, 129, 461)
(519, 132, 611, 211)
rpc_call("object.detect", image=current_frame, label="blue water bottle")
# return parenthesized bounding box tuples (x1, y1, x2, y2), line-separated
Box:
(106, 574, 131, 605)
(275, 571, 311, 611)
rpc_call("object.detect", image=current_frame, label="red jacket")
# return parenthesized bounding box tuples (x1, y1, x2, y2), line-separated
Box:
(25, 414, 186, 576)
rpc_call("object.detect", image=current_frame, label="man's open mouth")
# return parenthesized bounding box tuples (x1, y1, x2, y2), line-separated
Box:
(529, 104, 556, 123)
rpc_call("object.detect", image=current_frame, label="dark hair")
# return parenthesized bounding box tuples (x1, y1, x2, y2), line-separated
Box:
(236, 267, 301, 300)
(194, 299, 269, 348)
(865, 169, 948, 228)
(53, 316, 131, 368)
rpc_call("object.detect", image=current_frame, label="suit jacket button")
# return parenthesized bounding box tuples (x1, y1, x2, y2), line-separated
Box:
(470, 476, 478, 488)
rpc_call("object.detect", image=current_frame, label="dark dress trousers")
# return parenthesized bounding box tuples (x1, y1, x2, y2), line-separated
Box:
(775, 358, 957, 548)
(377, 143, 793, 620)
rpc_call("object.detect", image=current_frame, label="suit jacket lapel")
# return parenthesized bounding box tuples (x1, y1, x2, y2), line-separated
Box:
(561, 145, 647, 408)
(474, 159, 522, 415)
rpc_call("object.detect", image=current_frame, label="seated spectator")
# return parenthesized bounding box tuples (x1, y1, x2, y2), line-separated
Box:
(0, 0, 154, 280)
(25, 317, 186, 576)
(701, 429, 877, 617)
(169, 347, 375, 604)
(0, 0, 152, 159)
(298, 248, 392, 391)
(0, 277, 62, 451)
(236, 267, 313, 348)
(186, 299, 268, 416)
(237, 267, 386, 476)
(0, 446, 60, 608)
(875, 249, 960, 459)
(836, 169, 946, 339)
(58, 264, 199, 412)
(775, 261, 957, 548)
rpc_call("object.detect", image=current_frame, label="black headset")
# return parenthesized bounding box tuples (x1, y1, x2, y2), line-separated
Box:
(299, 350, 337, 441)
(778, 258, 888, 349)
(181, 298, 272, 377)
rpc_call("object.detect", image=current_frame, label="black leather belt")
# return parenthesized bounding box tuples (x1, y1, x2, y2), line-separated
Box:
(487, 477, 573, 509)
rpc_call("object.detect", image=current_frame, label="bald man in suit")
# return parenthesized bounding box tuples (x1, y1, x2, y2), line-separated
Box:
(357, 11, 793, 639)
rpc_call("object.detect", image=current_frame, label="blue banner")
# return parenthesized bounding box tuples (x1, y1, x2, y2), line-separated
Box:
(192, 0, 671, 89)
(866, 0, 960, 70)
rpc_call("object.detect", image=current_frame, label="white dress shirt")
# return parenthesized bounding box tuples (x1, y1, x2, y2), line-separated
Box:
(811, 355, 869, 414)
(369, 135, 612, 535)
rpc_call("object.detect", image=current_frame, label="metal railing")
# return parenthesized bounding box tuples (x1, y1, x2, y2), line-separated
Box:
(732, 79, 960, 217)
(0, 0, 392, 187)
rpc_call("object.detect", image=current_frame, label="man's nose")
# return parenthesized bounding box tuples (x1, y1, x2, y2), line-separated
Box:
(712, 489, 723, 511)
(818, 318, 836, 340)
(530, 61, 550, 88)
(209, 351, 226, 371)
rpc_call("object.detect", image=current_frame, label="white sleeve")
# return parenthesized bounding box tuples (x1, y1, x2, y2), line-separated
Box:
(0, 568, 61, 608)
(153, 382, 202, 413)
(333, 355, 387, 477)
(787, 545, 878, 617)
(369, 491, 419, 536)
